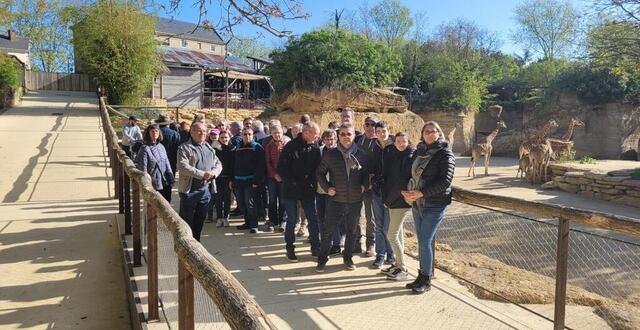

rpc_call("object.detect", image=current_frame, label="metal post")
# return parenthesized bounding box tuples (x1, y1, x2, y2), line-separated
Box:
(147, 203, 159, 321)
(132, 180, 142, 266)
(554, 218, 570, 330)
(124, 170, 132, 235)
(175, 107, 180, 124)
(178, 260, 195, 330)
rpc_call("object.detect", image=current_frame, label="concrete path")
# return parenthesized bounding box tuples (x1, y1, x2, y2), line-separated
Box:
(0, 91, 131, 329)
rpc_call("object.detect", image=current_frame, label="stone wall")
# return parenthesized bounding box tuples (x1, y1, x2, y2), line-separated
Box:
(417, 110, 476, 153)
(549, 164, 640, 208)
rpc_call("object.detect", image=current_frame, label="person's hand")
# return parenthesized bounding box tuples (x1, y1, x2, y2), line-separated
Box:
(274, 174, 283, 182)
(402, 190, 423, 203)
(202, 171, 213, 181)
(327, 187, 336, 196)
(362, 185, 366, 193)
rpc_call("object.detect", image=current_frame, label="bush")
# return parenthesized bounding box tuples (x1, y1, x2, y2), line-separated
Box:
(578, 156, 596, 164)
(266, 29, 402, 93)
(549, 65, 627, 103)
(0, 53, 19, 89)
(556, 149, 576, 162)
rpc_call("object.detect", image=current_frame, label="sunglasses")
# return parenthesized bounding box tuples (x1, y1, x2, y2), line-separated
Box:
(364, 122, 375, 127)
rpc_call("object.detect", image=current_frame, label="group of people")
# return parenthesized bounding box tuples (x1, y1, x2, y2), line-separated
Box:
(124, 107, 455, 294)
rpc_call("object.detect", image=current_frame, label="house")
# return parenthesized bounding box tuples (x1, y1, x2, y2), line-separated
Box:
(153, 17, 271, 109)
(0, 30, 30, 70)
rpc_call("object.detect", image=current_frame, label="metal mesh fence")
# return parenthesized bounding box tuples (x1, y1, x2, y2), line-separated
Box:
(154, 207, 230, 329)
(403, 201, 640, 330)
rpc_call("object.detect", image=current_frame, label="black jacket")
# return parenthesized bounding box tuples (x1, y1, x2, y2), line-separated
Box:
(413, 140, 455, 206)
(232, 141, 265, 186)
(277, 136, 322, 201)
(316, 145, 371, 204)
(216, 143, 235, 178)
(382, 145, 415, 209)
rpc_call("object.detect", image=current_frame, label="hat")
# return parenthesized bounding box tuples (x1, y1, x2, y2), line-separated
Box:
(209, 128, 221, 135)
(364, 116, 379, 124)
(155, 114, 172, 125)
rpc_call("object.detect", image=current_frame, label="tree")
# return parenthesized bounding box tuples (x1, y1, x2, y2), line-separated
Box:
(513, 0, 578, 60)
(165, 0, 309, 38)
(4, 0, 79, 72)
(73, 1, 165, 105)
(266, 29, 402, 93)
(369, 0, 413, 47)
(0, 53, 19, 89)
(227, 37, 272, 65)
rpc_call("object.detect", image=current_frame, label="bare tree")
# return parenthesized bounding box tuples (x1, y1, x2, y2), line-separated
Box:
(369, 0, 413, 47)
(436, 18, 501, 58)
(512, 0, 578, 60)
(165, 0, 309, 38)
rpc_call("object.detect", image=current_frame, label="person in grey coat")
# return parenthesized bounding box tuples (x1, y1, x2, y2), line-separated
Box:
(177, 122, 223, 241)
(135, 124, 175, 202)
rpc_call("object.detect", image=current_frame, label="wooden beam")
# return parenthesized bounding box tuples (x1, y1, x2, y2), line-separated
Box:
(554, 219, 570, 330)
(178, 261, 194, 330)
(132, 180, 142, 267)
(146, 202, 159, 321)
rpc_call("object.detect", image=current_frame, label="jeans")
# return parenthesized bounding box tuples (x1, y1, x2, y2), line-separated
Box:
(179, 188, 211, 241)
(315, 193, 341, 248)
(215, 176, 231, 219)
(356, 190, 375, 248)
(372, 192, 393, 260)
(237, 184, 257, 229)
(319, 200, 362, 264)
(387, 208, 409, 269)
(412, 204, 448, 276)
(282, 197, 319, 251)
(206, 182, 216, 220)
(267, 178, 285, 226)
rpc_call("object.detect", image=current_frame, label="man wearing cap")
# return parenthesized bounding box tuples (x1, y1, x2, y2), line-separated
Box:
(355, 115, 381, 257)
(122, 116, 142, 158)
(157, 115, 181, 180)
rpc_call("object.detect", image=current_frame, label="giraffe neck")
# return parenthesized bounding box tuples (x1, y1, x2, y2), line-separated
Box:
(535, 123, 553, 141)
(448, 127, 457, 140)
(562, 121, 576, 142)
(485, 128, 500, 144)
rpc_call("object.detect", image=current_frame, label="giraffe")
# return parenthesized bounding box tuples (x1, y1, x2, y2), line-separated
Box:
(468, 120, 507, 177)
(518, 119, 559, 160)
(548, 118, 585, 159)
(447, 123, 461, 152)
(528, 140, 554, 184)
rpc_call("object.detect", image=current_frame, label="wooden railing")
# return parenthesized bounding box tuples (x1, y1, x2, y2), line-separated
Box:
(451, 187, 640, 330)
(99, 97, 276, 330)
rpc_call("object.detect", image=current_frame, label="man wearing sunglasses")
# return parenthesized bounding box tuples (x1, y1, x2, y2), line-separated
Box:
(232, 128, 266, 234)
(315, 123, 372, 272)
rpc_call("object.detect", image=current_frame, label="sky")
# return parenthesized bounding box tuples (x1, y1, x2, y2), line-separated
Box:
(153, 0, 588, 56)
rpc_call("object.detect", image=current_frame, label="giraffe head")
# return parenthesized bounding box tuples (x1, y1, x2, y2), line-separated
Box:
(497, 120, 507, 129)
(547, 119, 559, 129)
(571, 118, 585, 127)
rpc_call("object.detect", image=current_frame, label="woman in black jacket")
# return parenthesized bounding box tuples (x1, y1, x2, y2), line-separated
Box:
(214, 131, 235, 227)
(380, 132, 414, 281)
(402, 121, 455, 294)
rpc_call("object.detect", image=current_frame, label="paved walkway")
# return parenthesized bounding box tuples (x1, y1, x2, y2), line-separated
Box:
(0, 91, 131, 329)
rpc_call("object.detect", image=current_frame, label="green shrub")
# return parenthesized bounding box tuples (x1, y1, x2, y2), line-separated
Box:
(0, 53, 19, 89)
(578, 156, 596, 164)
(556, 149, 576, 162)
(266, 29, 402, 93)
(549, 64, 627, 103)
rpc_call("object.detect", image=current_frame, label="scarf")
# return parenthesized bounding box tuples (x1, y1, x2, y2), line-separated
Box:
(337, 142, 361, 179)
(407, 140, 445, 192)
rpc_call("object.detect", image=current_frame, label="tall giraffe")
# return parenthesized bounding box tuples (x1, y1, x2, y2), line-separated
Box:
(468, 120, 507, 177)
(518, 119, 559, 160)
(548, 118, 585, 159)
(561, 118, 585, 142)
(447, 123, 461, 152)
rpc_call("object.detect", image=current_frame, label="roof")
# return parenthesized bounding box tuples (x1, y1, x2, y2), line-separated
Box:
(160, 47, 254, 72)
(247, 55, 273, 64)
(0, 31, 29, 53)
(156, 17, 224, 45)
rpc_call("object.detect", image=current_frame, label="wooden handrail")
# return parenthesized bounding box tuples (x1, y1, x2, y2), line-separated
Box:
(99, 97, 276, 330)
(452, 186, 640, 237)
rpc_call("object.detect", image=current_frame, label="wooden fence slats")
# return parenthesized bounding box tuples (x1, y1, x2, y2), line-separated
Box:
(25, 71, 96, 92)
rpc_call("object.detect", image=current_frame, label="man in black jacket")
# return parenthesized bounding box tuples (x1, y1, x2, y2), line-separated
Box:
(232, 127, 266, 234)
(315, 123, 371, 272)
(278, 122, 322, 262)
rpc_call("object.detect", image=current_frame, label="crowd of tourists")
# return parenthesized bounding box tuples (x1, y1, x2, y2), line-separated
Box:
(124, 107, 455, 294)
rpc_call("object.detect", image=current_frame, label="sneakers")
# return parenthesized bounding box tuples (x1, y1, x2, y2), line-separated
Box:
(387, 268, 409, 281)
(286, 250, 299, 263)
(344, 261, 357, 271)
(263, 222, 274, 232)
(372, 256, 385, 269)
(236, 224, 250, 230)
(412, 273, 431, 294)
(249, 228, 258, 234)
(329, 246, 341, 257)
(316, 260, 326, 272)
(380, 265, 397, 275)
(216, 218, 224, 227)
(363, 246, 375, 258)
(296, 225, 307, 237)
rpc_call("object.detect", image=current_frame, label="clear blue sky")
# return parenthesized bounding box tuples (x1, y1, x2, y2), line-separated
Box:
(154, 0, 586, 56)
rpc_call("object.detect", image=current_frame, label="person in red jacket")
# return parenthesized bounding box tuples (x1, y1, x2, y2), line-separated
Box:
(264, 125, 290, 232)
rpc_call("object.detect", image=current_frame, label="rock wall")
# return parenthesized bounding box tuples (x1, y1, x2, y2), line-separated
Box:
(416, 110, 476, 153)
(549, 164, 640, 208)
(272, 87, 409, 114)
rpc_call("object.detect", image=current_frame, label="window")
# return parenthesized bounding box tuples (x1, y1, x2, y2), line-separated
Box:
(181, 39, 187, 48)
(210, 44, 216, 52)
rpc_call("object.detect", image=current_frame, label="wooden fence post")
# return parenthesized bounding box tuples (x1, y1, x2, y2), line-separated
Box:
(554, 219, 570, 330)
(132, 180, 142, 266)
(124, 170, 132, 235)
(116, 158, 124, 214)
(147, 203, 159, 321)
(178, 260, 195, 330)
